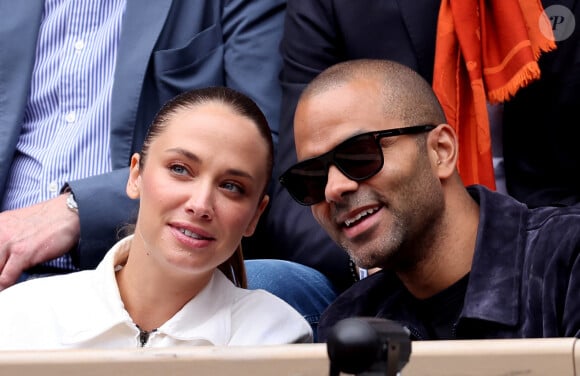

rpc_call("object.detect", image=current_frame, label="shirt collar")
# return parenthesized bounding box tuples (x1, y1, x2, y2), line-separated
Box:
(156, 270, 237, 345)
(60, 236, 240, 345)
(461, 185, 528, 326)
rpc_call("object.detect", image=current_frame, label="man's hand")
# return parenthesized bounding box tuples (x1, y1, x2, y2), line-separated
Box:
(0, 194, 80, 290)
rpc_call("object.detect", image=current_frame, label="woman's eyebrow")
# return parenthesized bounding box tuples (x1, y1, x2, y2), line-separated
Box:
(165, 147, 254, 180)
(225, 168, 254, 181)
(165, 147, 200, 162)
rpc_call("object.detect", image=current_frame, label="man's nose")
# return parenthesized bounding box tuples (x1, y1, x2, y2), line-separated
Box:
(324, 165, 359, 203)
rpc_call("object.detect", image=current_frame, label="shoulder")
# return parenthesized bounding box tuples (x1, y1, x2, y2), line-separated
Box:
(0, 272, 96, 321)
(0, 272, 92, 306)
(232, 287, 298, 314)
(0, 272, 95, 349)
(525, 204, 580, 258)
(527, 204, 580, 228)
(228, 286, 313, 344)
(474, 185, 580, 255)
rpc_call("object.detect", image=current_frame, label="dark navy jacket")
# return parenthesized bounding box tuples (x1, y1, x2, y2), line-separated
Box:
(318, 185, 580, 341)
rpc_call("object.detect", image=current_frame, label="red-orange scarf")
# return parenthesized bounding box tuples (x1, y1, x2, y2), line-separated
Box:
(432, 0, 556, 189)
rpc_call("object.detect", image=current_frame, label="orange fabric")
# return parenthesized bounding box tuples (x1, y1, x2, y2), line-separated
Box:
(432, 0, 556, 189)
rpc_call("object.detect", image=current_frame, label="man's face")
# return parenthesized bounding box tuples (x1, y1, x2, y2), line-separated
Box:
(293, 79, 443, 269)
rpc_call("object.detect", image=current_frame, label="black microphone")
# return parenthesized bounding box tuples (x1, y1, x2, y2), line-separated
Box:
(326, 317, 411, 376)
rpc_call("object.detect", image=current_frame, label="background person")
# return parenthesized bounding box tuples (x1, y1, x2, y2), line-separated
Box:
(0, 0, 285, 289)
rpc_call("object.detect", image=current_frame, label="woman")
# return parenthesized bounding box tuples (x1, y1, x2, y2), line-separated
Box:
(0, 87, 313, 349)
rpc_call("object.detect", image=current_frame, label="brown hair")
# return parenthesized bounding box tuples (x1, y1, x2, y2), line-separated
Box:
(137, 86, 274, 288)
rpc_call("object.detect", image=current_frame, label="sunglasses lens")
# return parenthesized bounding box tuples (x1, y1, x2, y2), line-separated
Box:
(335, 135, 383, 180)
(281, 158, 328, 205)
(281, 135, 383, 205)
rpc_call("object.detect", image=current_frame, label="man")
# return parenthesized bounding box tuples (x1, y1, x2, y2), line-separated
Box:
(0, 0, 286, 288)
(266, 0, 580, 296)
(280, 59, 580, 341)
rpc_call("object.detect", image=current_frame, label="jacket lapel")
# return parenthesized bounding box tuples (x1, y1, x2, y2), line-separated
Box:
(109, 0, 173, 167)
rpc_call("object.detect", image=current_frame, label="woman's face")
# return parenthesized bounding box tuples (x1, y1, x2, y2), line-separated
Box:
(127, 102, 269, 278)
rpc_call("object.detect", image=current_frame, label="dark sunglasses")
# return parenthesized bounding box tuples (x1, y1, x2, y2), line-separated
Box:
(279, 124, 436, 206)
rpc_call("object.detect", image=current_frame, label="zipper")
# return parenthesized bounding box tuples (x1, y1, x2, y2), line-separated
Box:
(136, 325, 157, 347)
(405, 325, 424, 340)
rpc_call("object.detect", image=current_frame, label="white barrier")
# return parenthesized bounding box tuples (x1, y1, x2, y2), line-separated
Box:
(0, 338, 577, 375)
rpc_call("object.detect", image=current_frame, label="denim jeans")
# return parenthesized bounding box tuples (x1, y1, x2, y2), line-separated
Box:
(245, 259, 338, 342)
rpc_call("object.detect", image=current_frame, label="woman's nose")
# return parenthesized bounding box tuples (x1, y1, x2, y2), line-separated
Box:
(184, 184, 214, 220)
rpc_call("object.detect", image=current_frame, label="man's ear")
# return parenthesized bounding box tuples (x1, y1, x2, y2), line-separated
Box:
(126, 153, 141, 199)
(244, 195, 270, 237)
(428, 123, 458, 179)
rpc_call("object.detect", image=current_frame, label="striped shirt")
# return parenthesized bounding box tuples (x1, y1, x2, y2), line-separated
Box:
(1, 0, 126, 270)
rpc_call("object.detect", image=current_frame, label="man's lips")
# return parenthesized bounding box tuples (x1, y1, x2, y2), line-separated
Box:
(340, 206, 381, 228)
(337, 205, 383, 240)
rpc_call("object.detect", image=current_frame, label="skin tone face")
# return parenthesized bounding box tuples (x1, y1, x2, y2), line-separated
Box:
(294, 79, 445, 271)
(123, 102, 269, 302)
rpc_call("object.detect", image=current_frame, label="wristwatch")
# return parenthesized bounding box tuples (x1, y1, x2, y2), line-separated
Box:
(66, 191, 79, 213)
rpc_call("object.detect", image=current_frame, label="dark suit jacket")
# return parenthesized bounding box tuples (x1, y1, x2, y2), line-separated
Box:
(0, 0, 285, 269)
(265, 0, 441, 291)
(267, 0, 580, 291)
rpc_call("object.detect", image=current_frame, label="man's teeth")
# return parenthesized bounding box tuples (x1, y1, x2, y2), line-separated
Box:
(344, 208, 378, 227)
(180, 228, 206, 239)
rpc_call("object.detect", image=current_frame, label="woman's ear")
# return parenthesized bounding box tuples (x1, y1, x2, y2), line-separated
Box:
(428, 123, 458, 179)
(244, 195, 270, 237)
(126, 153, 141, 199)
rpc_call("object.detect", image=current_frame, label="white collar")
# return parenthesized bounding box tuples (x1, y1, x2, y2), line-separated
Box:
(60, 236, 242, 345)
